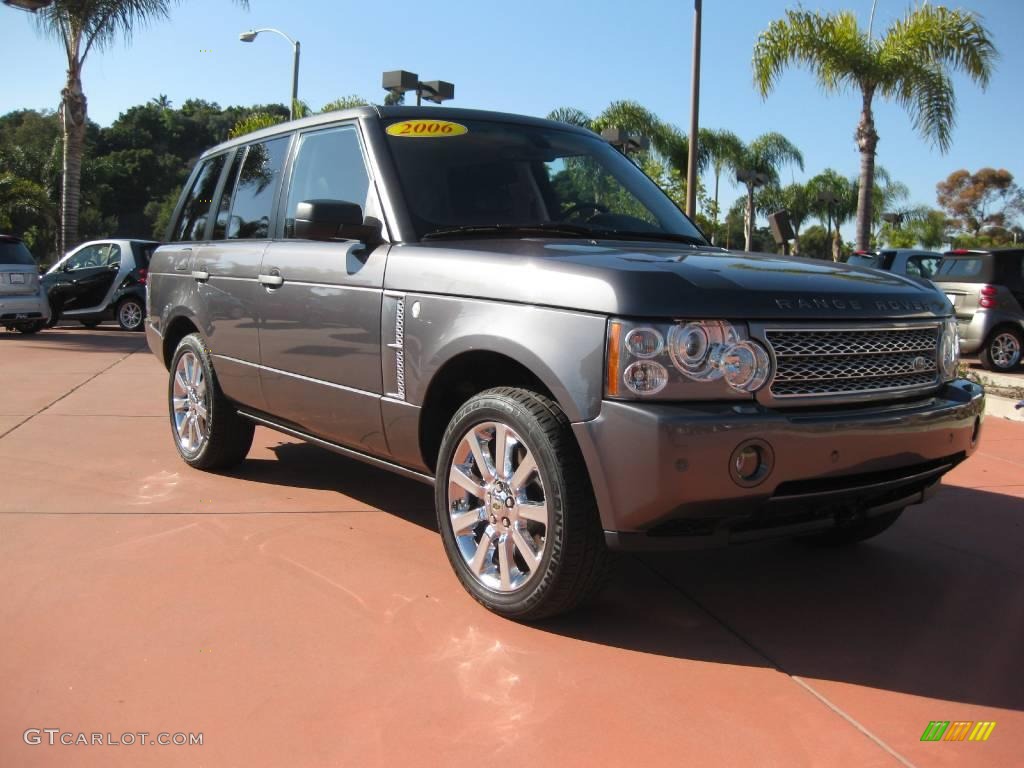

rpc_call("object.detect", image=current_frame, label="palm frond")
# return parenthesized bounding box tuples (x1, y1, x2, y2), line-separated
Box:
(546, 107, 593, 130)
(753, 9, 872, 97)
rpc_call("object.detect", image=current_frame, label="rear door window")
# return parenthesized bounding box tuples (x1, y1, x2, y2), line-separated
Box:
(283, 125, 370, 237)
(225, 136, 290, 240)
(172, 155, 226, 242)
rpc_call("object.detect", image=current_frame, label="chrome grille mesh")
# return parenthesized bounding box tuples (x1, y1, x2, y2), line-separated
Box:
(765, 325, 941, 399)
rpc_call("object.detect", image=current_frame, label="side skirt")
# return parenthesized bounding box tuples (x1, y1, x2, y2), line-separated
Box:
(237, 409, 435, 487)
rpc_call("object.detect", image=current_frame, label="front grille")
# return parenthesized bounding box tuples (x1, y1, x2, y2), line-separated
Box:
(764, 324, 941, 400)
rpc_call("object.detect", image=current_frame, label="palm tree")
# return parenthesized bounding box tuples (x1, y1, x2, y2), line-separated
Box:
(547, 101, 709, 212)
(753, 4, 996, 251)
(808, 169, 857, 261)
(734, 133, 803, 251)
(701, 128, 743, 244)
(35, 0, 249, 255)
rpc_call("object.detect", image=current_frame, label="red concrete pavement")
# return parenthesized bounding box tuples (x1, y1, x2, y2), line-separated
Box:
(1, 327, 1021, 767)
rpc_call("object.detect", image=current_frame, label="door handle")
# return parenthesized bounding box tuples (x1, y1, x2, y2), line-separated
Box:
(191, 270, 210, 282)
(258, 273, 284, 288)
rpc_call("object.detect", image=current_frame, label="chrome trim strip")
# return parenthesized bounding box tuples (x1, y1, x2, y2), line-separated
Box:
(237, 410, 434, 486)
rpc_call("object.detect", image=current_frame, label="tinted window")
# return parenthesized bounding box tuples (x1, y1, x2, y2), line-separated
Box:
(214, 151, 244, 240)
(383, 118, 706, 242)
(226, 136, 290, 239)
(939, 258, 982, 278)
(132, 242, 158, 267)
(906, 256, 939, 278)
(172, 155, 226, 242)
(285, 125, 370, 237)
(66, 244, 118, 270)
(0, 240, 35, 265)
(848, 253, 883, 269)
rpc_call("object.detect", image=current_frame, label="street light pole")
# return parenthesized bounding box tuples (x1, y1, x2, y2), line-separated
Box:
(685, 0, 702, 219)
(239, 28, 301, 120)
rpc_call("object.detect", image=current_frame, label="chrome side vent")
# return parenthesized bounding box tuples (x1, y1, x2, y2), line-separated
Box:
(383, 293, 406, 400)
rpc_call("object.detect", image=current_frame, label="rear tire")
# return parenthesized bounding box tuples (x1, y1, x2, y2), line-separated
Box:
(168, 333, 254, 470)
(116, 298, 145, 331)
(15, 321, 45, 335)
(435, 387, 609, 621)
(801, 508, 903, 546)
(979, 327, 1022, 372)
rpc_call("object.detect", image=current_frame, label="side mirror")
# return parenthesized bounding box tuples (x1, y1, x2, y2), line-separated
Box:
(294, 199, 381, 245)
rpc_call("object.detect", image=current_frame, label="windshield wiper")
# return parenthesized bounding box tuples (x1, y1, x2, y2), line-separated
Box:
(422, 223, 597, 241)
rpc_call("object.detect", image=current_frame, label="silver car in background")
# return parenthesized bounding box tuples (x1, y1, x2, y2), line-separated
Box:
(0, 235, 49, 334)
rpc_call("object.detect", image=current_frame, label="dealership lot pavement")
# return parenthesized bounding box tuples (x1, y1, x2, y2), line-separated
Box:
(1, 326, 1022, 768)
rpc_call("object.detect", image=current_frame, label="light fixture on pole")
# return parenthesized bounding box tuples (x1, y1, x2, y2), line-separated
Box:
(382, 70, 455, 107)
(881, 211, 904, 229)
(239, 28, 301, 120)
(600, 128, 650, 156)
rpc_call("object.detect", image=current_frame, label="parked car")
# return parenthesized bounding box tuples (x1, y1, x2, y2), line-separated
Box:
(847, 248, 942, 279)
(147, 107, 983, 620)
(932, 248, 1024, 371)
(0, 234, 50, 334)
(43, 239, 158, 331)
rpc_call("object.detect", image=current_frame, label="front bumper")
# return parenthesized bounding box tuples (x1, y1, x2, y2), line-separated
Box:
(572, 380, 985, 550)
(0, 291, 50, 324)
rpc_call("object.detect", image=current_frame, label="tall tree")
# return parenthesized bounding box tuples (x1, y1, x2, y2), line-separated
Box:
(808, 169, 857, 261)
(701, 128, 743, 244)
(753, 5, 996, 251)
(734, 133, 803, 251)
(936, 168, 1024, 237)
(34, 0, 249, 255)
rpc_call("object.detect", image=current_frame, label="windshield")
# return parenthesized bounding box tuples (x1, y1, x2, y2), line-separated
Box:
(0, 240, 36, 266)
(382, 117, 707, 243)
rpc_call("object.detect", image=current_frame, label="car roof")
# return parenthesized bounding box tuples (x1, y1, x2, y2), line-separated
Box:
(198, 105, 598, 159)
(941, 248, 1024, 257)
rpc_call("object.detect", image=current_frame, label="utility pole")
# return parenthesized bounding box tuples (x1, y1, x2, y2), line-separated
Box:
(685, 0, 702, 218)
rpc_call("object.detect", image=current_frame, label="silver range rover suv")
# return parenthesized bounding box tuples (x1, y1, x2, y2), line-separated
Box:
(146, 107, 984, 620)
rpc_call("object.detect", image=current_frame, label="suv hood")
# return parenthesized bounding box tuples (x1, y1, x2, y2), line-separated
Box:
(386, 240, 951, 320)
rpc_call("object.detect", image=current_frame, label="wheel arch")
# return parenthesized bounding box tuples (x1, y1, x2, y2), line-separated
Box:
(161, 314, 203, 369)
(418, 350, 562, 475)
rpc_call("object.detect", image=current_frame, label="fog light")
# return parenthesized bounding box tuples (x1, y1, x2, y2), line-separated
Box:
(729, 439, 774, 487)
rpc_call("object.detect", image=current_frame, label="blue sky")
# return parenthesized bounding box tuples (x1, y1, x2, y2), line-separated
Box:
(2, 0, 1021, 239)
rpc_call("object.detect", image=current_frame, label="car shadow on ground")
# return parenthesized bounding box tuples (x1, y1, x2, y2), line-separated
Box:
(227, 441, 1023, 712)
(0, 326, 147, 354)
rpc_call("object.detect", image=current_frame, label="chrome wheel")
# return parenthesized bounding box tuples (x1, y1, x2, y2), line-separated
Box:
(118, 300, 143, 330)
(990, 332, 1021, 369)
(446, 421, 548, 592)
(171, 351, 210, 454)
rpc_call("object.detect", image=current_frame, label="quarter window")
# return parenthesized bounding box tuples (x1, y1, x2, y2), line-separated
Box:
(284, 125, 370, 237)
(225, 136, 290, 239)
(172, 155, 226, 242)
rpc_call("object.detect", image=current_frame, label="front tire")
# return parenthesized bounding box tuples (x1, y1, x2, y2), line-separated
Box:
(979, 327, 1022, 372)
(435, 387, 608, 621)
(168, 333, 254, 470)
(80, 319, 101, 329)
(116, 298, 145, 331)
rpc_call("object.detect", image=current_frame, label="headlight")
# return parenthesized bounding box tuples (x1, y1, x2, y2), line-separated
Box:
(607, 319, 773, 399)
(939, 317, 960, 382)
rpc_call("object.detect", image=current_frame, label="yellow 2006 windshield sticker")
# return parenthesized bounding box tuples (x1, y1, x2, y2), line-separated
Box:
(386, 120, 468, 138)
